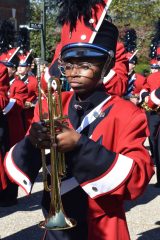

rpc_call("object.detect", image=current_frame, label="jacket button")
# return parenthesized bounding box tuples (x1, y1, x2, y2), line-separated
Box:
(92, 186, 98, 192)
(23, 180, 27, 185)
(93, 112, 99, 118)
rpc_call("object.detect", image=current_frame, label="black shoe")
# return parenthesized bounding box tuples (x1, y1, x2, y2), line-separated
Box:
(0, 199, 18, 207)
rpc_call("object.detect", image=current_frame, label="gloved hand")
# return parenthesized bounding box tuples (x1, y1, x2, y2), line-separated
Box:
(29, 121, 81, 152)
(29, 122, 50, 149)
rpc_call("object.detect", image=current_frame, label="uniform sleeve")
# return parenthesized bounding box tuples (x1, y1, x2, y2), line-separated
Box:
(147, 87, 160, 109)
(4, 136, 42, 195)
(26, 76, 38, 103)
(0, 63, 9, 110)
(4, 101, 43, 194)
(139, 81, 150, 103)
(103, 42, 128, 96)
(68, 108, 154, 200)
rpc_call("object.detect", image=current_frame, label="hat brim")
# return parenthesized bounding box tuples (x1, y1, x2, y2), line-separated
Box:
(19, 63, 29, 67)
(61, 43, 111, 61)
(0, 61, 15, 67)
(150, 65, 160, 69)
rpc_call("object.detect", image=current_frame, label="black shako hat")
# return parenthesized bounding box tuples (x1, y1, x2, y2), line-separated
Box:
(49, 0, 118, 76)
(61, 19, 118, 61)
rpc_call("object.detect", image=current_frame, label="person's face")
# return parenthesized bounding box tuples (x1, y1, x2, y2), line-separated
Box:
(17, 66, 29, 75)
(150, 68, 158, 74)
(62, 58, 104, 99)
(7, 66, 16, 78)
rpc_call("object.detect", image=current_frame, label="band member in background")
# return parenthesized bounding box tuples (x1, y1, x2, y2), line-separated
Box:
(123, 28, 146, 105)
(0, 63, 9, 192)
(5, 1, 154, 239)
(0, 47, 28, 207)
(17, 51, 38, 132)
(148, 83, 160, 188)
(150, 58, 160, 74)
(139, 58, 160, 187)
(0, 20, 28, 206)
(123, 53, 146, 106)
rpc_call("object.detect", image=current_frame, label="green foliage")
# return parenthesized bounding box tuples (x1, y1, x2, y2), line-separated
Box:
(109, 0, 160, 64)
(29, 0, 60, 63)
(135, 63, 150, 76)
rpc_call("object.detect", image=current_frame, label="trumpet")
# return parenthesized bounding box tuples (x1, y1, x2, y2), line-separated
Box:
(35, 58, 76, 230)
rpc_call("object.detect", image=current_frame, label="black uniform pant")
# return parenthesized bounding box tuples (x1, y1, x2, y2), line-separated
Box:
(146, 111, 160, 183)
(0, 113, 18, 201)
(0, 176, 18, 201)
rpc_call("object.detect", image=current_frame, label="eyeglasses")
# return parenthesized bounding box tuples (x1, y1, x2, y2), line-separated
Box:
(59, 62, 102, 75)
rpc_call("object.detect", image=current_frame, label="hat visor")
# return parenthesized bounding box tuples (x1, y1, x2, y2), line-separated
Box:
(19, 63, 28, 67)
(0, 61, 14, 67)
(150, 65, 160, 69)
(61, 43, 110, 61)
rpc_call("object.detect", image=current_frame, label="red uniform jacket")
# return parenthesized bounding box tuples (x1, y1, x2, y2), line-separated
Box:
(0, 63, 9, 109)
(0, 63, 9, 190)
(5, 89, 154, 240)
(4, 78, 28, 147)
(21, 74, 38, 131)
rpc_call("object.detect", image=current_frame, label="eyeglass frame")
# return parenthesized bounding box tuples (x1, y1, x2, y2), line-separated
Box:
(58, 60, 110, 77)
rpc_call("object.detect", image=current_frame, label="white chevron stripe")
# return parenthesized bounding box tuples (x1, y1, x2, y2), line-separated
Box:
(103, 69, 116, 84)
(89, 0, 113, 43)
(4, 145, 32, 195)
(139, 89, 149, 103)
(3, 98, 16, 115)
(76, 96, 111, 133)
(82, 154, 134, 198)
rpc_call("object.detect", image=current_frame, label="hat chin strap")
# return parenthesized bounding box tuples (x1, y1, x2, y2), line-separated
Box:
(100, 57, 113, 81)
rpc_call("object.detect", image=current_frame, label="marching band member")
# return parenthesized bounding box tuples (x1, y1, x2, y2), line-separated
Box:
(150, 58, 160, 74)
(0, 19, 29, 206)
(0, 47, 28, 147)
(123, 28, 146, 105)
(49, 9, 128, 96)
(5, 1, 154, 239)
(0, 47, 28, 207)
(124, 53, 146, 106)
(0, 63, 9, 192)
(141, 65, 160, 187)
(17, 50, 38, 132)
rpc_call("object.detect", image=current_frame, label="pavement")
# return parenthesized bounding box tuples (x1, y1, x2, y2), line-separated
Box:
(0, 140, 160, 240)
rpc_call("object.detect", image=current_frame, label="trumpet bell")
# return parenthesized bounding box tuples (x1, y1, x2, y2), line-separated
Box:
(39, 209, 77, 230)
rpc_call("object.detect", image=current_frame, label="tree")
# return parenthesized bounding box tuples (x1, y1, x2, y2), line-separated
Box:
(29, 0, 60, 63)
(29, 0, 160, 67)
(109, 0, 160, 65)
